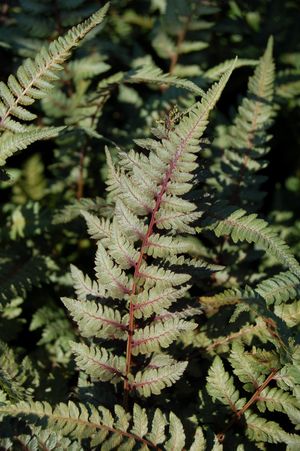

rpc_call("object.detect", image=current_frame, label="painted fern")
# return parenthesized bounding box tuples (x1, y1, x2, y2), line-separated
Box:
(0, 400, 209, 450)
(1, 4, 300, 448)
(217, 36, 275, 210)
(62, 62, 236, 404)
(0, 3, 109, 173)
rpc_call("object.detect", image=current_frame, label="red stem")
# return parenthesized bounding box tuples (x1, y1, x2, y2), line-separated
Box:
(122, 86, 209, 406)
(217, 368, 278, 442)
(123, 151, 181, 407)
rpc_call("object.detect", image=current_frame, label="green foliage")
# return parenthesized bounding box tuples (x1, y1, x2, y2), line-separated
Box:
(215, 37, 275, 210)
(1, 1, 300, 449)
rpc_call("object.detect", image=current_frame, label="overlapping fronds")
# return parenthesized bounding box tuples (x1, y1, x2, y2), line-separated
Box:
(0, 253, 49, 306)
(0, 341, 36, 402)
(207, 208, 300, 277)
(1, 3, 299, 447)
(0, 400, 200, 450)
(0, 3, 109, 133)
(63, 62, 236, 399)
(200, 271, 300, 310)
(206, 350, 300, 446)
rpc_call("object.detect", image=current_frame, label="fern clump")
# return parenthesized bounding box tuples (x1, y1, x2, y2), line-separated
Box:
(1, 2, 300, 450)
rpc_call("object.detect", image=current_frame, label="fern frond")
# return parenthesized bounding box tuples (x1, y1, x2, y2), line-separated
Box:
(64, 63, 235, 401)
(205, 318, 280, 352)
(217, 37, 275, 209)
(0, 126, 64, 166)
(206, 356, 245, 412)
(0, 3, 109, 131)
(205, 58, 257, 80)
(207, 208, 300, 277)
(110, 59, 236, 214)
(0, 429, 82, 451)
(115, 199, 147, 241)
(275, 301, 300, 327)
(68, 55, 110, 81)
(167, 255, 225, 277)
(132, 318, 196, 355)
(147, 408, 167, 445)
(95, 242, 131, 298)
(138, 263, 191, 287)
(145, 233, 193, 258)
(129, 361, 187, 397)
(200, 271, 300, 312)
(0, 400, 190, 449)
(244, 410, 300, 445)
(70, 264, 105, 300)
(229, 343, 268, 392)
(133, 284, 190, 319)
(276, 68, 300, 100)
(71, 342, 125, 383)
(257, 386, 300, 416)
(200, 287, 252, 309)
(190, 427, 206, 451)
(131, 404, 148, 439)
(62, 298, 128, 339)
(164, 412, 185, 451)
(125, 64, 204, 95)
(81, 210, 111, 241)
(108, 220, 140, 269)
(53, 197, 110, 224)
(256, 271, 300, 305)
(0, 342, 35, 402)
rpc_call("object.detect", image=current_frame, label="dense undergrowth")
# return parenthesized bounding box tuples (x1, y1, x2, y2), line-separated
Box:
(1, 1, 300, 449)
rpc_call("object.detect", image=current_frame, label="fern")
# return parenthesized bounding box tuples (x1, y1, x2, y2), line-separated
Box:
(1, 3, 300, 449)
(205, 350, 300, 447)
(61, 62, 236, 403)
(0, 400, 193, 450)
(0, 2, 109, 183)
(244, 410, 300, 445)
(125, 64, 205, 96)
(200, 270, 300, 309)
(206, 355, 245, 412)
(0, 341, 37, 402)
(215, 36, 275, 210)
(0, 3, 109, 132)
(0, 252, 49, 306)
(205, 207, 300, 277)
(0, 126, 65, 166)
